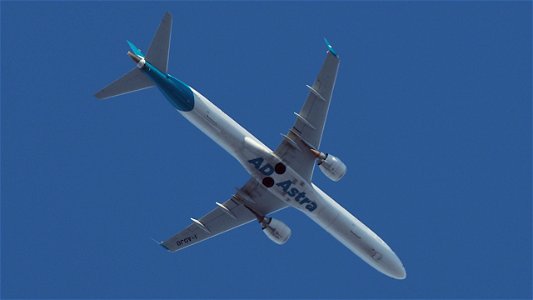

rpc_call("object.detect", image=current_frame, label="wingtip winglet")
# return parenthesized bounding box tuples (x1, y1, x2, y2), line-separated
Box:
(152, 238, 171, 251)
(160, 243, 171, 251)
(323, 37, 338, 57)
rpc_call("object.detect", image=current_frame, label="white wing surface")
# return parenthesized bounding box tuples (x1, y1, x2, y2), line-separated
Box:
(161, 178, 287, 251)
(275, 50, 340, 181)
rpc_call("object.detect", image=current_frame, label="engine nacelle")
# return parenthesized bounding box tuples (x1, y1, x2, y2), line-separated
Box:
(317, 153, 347, 181)
(261, 217, 291, 245)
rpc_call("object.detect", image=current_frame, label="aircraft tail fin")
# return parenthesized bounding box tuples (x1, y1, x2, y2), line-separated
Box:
(146, 12, 172, 73)
(94, 12, 173, 100)
(95, 68, 154, 100)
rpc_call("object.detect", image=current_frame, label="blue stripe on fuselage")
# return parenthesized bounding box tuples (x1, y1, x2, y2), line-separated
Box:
(142, 62, 194, 111)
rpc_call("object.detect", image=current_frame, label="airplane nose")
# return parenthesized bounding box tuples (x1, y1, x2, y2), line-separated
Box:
(384, 252, 406, 280)
(388, 262, 406, 280)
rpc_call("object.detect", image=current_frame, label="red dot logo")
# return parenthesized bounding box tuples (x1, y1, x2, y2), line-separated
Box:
(275, 163, 286, 174)
(262, 177, 274, 187)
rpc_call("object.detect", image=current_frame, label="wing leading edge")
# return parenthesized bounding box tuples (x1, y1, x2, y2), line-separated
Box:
(160, 178, 287, 251)
(275, 45, 340, 181)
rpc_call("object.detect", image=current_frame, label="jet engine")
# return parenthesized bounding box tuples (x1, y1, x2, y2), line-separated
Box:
(261, 217, 291, 245)
(310, 149, 347, 181)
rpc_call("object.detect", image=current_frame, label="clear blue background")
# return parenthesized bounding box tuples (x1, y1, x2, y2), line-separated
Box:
(2, 2, 531, 299)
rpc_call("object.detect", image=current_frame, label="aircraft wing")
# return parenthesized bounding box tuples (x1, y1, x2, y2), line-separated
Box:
(160, 178, 288, 251)
(275, 47, 340, 181)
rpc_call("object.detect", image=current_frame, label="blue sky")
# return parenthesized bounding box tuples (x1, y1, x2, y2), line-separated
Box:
(1, 1, 531, 299)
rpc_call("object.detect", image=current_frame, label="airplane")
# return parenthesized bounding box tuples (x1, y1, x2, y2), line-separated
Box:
(95, 12, 406, 280)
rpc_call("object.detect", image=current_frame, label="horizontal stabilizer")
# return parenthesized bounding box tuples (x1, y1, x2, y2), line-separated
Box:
(95, 68, 154, 100)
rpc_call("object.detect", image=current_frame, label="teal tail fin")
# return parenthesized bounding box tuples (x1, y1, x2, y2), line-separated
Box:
(127, 40, 144, 57)
(95, 12, 173, 100)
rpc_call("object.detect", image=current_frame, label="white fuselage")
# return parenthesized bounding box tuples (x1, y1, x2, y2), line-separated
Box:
(180, 88, 406, 279)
